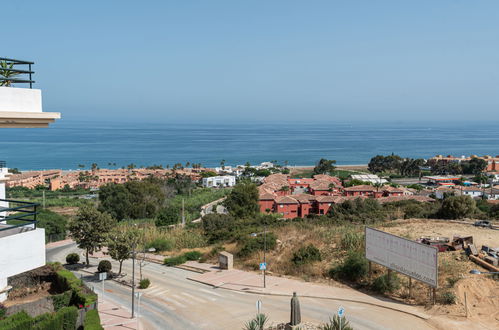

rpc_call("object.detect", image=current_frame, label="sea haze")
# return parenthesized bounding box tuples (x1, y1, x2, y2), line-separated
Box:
(1, 120, 498, 171)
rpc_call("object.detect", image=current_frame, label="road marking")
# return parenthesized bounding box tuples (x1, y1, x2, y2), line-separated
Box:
(199, 288, 223, 297)
(147, 288, 169, 296)
(160, 296, 186, 308)
(181, 292, 208, 303)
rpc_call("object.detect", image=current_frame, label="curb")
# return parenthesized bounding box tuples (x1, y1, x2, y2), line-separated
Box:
(186, 278, 431, 321)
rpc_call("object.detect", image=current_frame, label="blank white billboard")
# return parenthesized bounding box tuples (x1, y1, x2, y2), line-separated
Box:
(365, 227, 438, 288)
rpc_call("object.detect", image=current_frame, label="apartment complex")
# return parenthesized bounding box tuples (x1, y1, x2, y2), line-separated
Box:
(258, 173, 419, 219)
(430, 154, 499, 172)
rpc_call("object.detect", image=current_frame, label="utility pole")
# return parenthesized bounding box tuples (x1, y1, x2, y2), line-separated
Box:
(42, 190, 45, 209)
(181, 198, 185, 226)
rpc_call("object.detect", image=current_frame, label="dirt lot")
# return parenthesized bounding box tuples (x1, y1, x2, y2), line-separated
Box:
(380, 219, 499, 247)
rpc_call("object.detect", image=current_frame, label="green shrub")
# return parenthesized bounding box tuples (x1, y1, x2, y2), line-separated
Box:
(183, 250, 202, 261)
(65, 253, 80, 265)
(83, 309, 103, 330)
(139, 278, 151, 289)
(51, 291, 72, 311)
(0, 311, 32, 330)
(329, 251, 368, 282)
(238, 232, 277, 258)
(439, 291, 457, 305)
(97, 260, 112, 274)
(164, 255, 187, 266)
(372, 273, 401, 294)
(56, 269, 97, 306)
(340, 230, 363, 251)
(145, 238, 173, 252)
(0, 303, 5, 319)
(292, 244, 322, 265)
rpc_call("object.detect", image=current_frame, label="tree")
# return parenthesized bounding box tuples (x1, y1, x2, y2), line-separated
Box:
(368, 154, 403, 174)
(37, 209, 67, 241)
(462, 158, 487, 175)
(91, 163, 98, 171)
(201, 213, 235, 243)
(68, 205, 116, 265)
(439, 195, 476, 219)
(0, 60, 20, 86)
(313, 158, 337, 175)
(107, 229, 140, 275)
(155, 206, 179, 226)
(224, 181, 259, 218)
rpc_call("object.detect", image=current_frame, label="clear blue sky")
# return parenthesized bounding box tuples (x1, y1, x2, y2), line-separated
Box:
(5, 1, 499, 123)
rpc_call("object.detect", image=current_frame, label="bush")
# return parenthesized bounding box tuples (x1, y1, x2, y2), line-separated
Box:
(292, 244, 322, 265)
(238, 232, 277, 258)
(97, 260, 112, 274)
(155, 207, 179, 226)
(139, 278, 151, 289)
(201, 213, 235, 243)
(0, 303, 5, 319)
(0, 311, 32, 329)
(183, 250, 202, 261)
(65, 253, 80, 265)
(439, 291, 457, 305)
(340, 230, 364, 251)
(439, 195, 476, 219)
(51, 291, 72, 311)
(329, 251, 368, 282)
(145, 238, 173, 252)
(55, 269, 97, 306)
(372, 273, 400, 294)
(164, 255, 187, 266)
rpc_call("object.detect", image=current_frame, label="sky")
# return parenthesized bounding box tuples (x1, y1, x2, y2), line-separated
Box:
(4, 1, 499, 123)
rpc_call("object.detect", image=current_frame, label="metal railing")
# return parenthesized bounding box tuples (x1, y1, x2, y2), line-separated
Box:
(0, 57, 35, 88)
(0, 199, 39, 232)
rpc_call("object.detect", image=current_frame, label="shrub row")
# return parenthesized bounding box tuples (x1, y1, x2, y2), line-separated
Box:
(0, 307, 78, 330)
(56, 269, 97, 306)
(164, 250, 203, 266)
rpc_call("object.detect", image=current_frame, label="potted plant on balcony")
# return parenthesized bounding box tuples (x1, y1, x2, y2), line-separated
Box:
(0, 60, 19, 87)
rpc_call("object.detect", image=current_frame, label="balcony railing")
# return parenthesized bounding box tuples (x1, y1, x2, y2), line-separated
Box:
(0, 199, 39, 233)
(0, 57, 35, 88)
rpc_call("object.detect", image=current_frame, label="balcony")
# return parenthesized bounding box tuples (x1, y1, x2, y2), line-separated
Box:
(0, 199, 39, 238)
(0, 57, 60, 127)
(0, 199, 45, 301)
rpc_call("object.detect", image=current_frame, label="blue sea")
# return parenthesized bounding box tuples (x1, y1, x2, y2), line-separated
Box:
(1, 120, 499, 171)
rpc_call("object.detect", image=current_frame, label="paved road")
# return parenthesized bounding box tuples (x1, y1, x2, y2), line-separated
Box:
(46, 244, 434, 330)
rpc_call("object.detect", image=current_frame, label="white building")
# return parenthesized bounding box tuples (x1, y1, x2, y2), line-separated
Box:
(459, 187, 484, 199)
(484, 188, 499, 200)
(202, 175, 236, 188)
(0, 58, 60, 302)
(350, 174, 388, 184)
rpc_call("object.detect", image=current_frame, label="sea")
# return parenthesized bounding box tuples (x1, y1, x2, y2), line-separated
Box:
(1, 120, 499, 171)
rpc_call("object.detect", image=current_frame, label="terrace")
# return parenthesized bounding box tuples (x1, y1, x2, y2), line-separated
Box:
(0, 199, 38, 238)
(0, 57, 60, 127)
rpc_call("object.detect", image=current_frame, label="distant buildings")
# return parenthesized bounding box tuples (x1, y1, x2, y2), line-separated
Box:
(258, 173, 423, 219)
(202, 175, 236, 188)
(430, 154, 499, 172)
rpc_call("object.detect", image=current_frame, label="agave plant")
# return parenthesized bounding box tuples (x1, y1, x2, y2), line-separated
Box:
(0, 60, 20, 87)
(243, 313, 269, 330)
(320, 315, 353, 330)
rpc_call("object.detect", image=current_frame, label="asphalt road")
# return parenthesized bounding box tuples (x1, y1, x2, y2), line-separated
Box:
(46, 243, 434, 330)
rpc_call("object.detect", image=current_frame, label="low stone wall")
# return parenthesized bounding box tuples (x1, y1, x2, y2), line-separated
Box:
(6, 296, 54, 317)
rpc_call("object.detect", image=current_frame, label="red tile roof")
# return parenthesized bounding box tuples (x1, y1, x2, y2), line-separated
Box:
(275, 196, 299, 204)
(344, 185, 376, 192)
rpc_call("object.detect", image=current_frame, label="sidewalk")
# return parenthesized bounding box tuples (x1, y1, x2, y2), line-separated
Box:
(185, 261, 431, 320)
(98, 299, 138, 330)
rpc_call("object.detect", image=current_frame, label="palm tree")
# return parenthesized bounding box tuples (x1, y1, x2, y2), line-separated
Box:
(0, 61, 20, 87)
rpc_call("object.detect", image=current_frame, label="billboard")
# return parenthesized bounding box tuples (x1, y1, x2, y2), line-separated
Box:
(365, 227, 438, 288)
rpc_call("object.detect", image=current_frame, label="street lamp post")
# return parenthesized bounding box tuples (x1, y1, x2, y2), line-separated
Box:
(263, 223, 267, 289)
(131, 245, 136, 318)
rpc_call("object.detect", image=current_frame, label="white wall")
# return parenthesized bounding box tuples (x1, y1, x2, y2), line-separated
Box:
(0, 87, 42, 113)
(0, 228, 46, 302)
